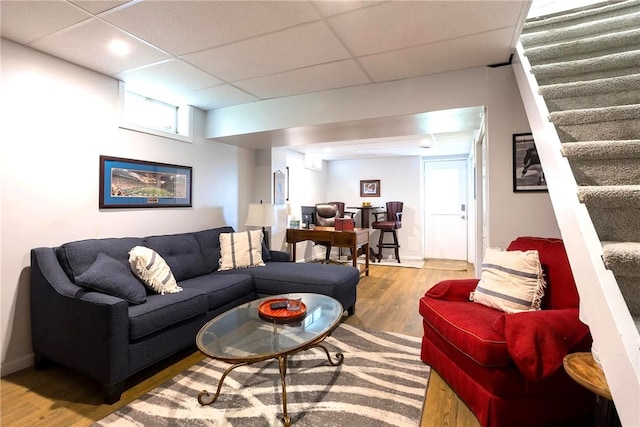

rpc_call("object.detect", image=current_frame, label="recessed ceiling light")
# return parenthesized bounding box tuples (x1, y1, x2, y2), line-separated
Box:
(418, 134, 436, 148)
(109, 40, 130, 55)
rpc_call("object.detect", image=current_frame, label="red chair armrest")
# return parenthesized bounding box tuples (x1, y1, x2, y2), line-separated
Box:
(424, 279, 479, 301)
(494, 308, 591, 381)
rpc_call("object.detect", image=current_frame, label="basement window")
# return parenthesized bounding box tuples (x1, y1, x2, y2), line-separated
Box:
(119, 83, 193, 143)
(304, 153, 323, 171)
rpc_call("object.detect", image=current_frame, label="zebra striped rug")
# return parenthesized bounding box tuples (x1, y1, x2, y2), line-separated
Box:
(93, 324, 430, 427)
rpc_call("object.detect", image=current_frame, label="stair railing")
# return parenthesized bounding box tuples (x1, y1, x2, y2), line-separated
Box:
(513, 42, 640, 427)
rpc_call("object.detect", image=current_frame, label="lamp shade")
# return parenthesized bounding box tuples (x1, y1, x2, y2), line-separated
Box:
(245, 203, 276, 227)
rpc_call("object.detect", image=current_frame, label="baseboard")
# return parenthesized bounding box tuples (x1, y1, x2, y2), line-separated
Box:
(1, 353, 34, 377)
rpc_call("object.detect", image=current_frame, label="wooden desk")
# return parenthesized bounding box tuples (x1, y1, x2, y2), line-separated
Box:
(286, 227, 369, 276)
(564, 352, 621, 427)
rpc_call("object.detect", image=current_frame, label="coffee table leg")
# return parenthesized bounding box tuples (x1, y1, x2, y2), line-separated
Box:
(198, 361, 250, 406)
(311, 343, 344, 366)
(278, 355, 291, 427)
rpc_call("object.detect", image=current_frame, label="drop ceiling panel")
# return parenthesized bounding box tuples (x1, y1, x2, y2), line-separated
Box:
(102, 0, 321, 56)
(234, 60, 370, 99)
(30, 19, 171, 75)
(71, 1, 130, 15)
(360, 28, 516, 82)
(328, 1, 526, 56)
(185, 85, 259, 111)
(181, 21, 351, 82)
(1, 1, 526, 160)
(115, 59, 225, 101)
(1, 1, 91, 45)
(312, 0, 382, 17)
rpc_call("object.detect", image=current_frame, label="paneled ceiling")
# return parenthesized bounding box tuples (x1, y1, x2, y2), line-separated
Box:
(1, 0, 531, 159)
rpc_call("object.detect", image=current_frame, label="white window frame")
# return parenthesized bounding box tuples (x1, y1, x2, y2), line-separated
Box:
(118, 82, 193, 143)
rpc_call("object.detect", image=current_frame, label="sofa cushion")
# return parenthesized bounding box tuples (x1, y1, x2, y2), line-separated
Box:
(144, 233, 209, 281)
(129, 246, 182, 294)
(472, 247, 545, 313)
(128, 288, 208, 341)
(61, 237, 146, 280)
(218, 230, 265, 271)
(261, 240, 272, 262)
(179, 272, 256, 311)
(419, 296, 510, 367)
(240, 262, 359, 310)
(193, 227, 235, 272)
(75, 252, 147, 304)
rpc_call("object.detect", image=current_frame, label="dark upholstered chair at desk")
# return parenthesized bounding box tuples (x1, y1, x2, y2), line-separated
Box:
(314, 202, 353, 262)
(371, 201, 403, 263)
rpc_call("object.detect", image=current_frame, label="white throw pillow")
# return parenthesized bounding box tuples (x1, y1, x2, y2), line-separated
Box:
(128, 246, 182, 295)
(219, 230, 265, 271)
(471, 247, 545, 313)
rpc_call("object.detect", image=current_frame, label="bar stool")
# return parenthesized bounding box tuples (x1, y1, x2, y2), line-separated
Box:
(371, 201, 403, 263)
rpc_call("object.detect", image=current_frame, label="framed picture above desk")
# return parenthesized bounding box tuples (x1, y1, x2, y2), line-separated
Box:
(360, 179, 380, 197)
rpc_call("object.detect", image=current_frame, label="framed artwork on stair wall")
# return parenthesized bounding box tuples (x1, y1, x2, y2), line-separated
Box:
(512, 133, 548, 193)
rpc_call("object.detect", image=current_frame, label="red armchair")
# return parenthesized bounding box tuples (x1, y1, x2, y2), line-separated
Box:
(419, 237, 594, 427)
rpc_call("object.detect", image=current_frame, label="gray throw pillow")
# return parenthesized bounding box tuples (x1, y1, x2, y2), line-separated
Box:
(261, 239, 272, 262)
(76, 252, 147, 304)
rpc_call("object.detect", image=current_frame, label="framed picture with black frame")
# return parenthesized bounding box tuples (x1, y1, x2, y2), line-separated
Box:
(512, 133, 547, 193)
(99, 155, 192, 208)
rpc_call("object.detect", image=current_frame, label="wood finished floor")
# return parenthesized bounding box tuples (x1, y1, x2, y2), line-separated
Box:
(1, 261, 480, 427)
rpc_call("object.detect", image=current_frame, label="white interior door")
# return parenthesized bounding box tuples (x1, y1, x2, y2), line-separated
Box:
(424, 159, 468, 260)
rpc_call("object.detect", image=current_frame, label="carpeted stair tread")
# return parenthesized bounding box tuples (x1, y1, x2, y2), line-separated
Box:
(521, 11, 640, 48)
(617, 276, 640, 316)
(524, 28, 640, 64)
(603, 241, 640, 277)
(578, 185, 640, 207)
(563, 141, 640, 186)
(539, 75, 640, 111)
(539, 74, 640, 99)
(530, 50, 640, 82)
(602, 242, 640, 316)
(524, 0, 640, 33)
(550, 104, 640, 125)
(585, 209, 640, 242)
(562, 140, 640, 159)
(578, 186, 640, 241)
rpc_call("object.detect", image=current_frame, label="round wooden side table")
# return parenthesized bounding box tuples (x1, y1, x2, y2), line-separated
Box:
(563, 352, 621, 427)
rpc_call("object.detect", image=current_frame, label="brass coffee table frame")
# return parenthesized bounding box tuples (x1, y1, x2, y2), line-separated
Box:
(196, 294, 344, 427)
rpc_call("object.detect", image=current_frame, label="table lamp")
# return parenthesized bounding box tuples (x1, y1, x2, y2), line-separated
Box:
(245, 202, 276, 248)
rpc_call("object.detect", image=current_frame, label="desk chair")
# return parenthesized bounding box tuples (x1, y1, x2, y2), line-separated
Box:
(371, 201, 403, 263)
(314, 202, 353, 262)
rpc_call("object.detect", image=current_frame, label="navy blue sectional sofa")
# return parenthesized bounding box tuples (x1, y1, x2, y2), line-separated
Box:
(30, 226, 359, 403)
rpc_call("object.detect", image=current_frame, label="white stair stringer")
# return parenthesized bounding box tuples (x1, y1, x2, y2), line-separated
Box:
(514, 43, 640, 427)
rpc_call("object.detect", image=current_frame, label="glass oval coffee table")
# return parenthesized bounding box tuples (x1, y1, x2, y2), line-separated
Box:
(196, 293, 344, 426)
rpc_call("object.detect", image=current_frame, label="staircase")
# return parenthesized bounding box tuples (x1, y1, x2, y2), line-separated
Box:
(513, 0, 640, 425)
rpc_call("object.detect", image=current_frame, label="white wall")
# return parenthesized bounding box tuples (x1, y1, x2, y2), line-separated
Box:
(274, 149, 328, 260)
(485, 67, 560, 248)
(327, 157, 423, 260)
(0, 40, 254, 375)
(207, 65, 560, 253)
(1, 39, 562, 377)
